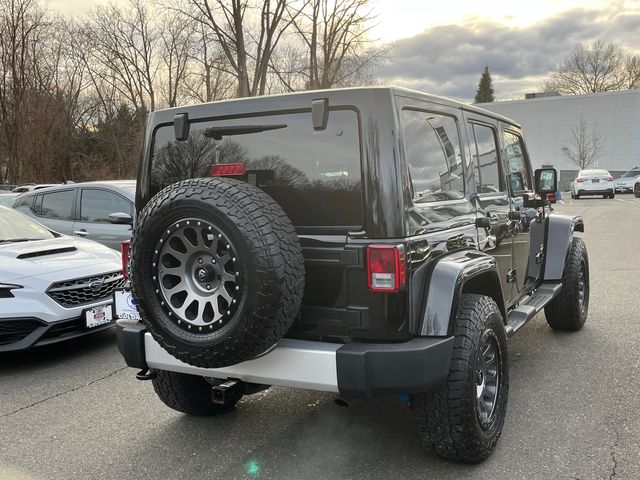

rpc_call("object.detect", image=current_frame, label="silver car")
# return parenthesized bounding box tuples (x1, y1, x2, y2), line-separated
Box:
(13, 180, 135, 250)
(614, 168, 640, 193)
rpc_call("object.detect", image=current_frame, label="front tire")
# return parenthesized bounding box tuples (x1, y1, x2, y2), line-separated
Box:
(544, 237, 589, 331)
(634, 183, 640, 198)
(152, 370, 241, 416)
(413, 294, 509, 464)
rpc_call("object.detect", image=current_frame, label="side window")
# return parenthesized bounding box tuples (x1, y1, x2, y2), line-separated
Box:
(81, 189, 133, 223)
(502, 131, 532, 192)
(471, 124, 503, 194)
(38, 190, 74, 220)
(401, 109, 464, 202)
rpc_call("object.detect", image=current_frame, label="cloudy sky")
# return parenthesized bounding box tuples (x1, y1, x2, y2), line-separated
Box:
(45, 0, 640, 102)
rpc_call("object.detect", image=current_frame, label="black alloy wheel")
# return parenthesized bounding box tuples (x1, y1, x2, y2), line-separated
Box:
(154, 218, 242, 334)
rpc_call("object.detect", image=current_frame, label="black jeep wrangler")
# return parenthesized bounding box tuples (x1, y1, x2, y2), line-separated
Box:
(116, 87, 589, 463)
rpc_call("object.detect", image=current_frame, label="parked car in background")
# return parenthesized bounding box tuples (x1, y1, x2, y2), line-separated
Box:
(614, 167, 640, 193)
(0, 205, 124, 353)
(12, 183, 60, 193)
(0, 192, 19, 207)
(14, 180, 135, 250)
(570, 169, 615, 199)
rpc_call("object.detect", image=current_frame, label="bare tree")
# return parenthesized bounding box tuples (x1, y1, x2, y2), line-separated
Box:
(175, 0, 307, 98)
(88, 0, 159, 115)
(0, 0, 47, 183)
(622, 54, 640, 90)
(291, 0, 382, 90)
(545, 41, 639, 95)
(562, 118, 603, 169)
(182, 20, 236, 103)
(159, 14, 195, 107)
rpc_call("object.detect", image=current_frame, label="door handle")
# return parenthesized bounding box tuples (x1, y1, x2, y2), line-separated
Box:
(74, 230, 90, 237)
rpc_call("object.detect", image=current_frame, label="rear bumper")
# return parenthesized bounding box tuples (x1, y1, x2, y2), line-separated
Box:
(117, 321, 453, 398)
(576, 188, 613, 196)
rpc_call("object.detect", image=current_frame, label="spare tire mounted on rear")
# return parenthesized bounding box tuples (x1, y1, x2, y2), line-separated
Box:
(130, 177, 305, 368)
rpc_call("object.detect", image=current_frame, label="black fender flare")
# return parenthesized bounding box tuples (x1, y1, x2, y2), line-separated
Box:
(420, 250, 506, 336)
(543, 214, 584, 281)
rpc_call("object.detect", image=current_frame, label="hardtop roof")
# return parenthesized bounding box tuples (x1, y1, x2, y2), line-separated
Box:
(151, 86, 521, 129)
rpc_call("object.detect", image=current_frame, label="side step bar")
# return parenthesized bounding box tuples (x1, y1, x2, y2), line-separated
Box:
(505, 282, 562, 338)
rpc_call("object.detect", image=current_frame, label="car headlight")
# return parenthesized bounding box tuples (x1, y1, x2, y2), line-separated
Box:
(0, 283, 22, 299)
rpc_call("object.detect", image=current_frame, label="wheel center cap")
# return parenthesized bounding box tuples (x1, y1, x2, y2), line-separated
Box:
(195, 266, 215, 283)
(197, 268, 208, 282)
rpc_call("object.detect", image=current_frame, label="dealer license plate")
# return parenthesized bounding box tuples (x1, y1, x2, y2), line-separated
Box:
(113, 290, 142, 321)
(85, 304, 114, 329)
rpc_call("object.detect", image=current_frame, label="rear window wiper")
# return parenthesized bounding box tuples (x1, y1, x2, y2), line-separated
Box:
(203, 124, 287, 140)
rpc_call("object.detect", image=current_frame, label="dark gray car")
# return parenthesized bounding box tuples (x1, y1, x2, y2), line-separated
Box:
(13, 180, 135, 250)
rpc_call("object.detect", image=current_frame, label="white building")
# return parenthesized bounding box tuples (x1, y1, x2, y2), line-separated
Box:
(479, 90, 640, 174)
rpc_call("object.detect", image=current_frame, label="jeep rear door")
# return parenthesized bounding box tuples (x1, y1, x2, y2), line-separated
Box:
(464, 117, 516, 305)
(499, 128, 540, 291)
(147, 107, 381, 341)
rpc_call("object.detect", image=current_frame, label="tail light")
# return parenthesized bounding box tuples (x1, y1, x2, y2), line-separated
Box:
(121, 240, 131, 280)
(211, 163, 246, 177)
(576, 178, 586, 183)
(366, 244, 406, 292)
(607, 177, 614, 182)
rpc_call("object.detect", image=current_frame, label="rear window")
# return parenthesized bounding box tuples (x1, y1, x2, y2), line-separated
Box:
(35, 190, 74, 220)
(150, 110, 362, 228)
(579, 169, 609, 177)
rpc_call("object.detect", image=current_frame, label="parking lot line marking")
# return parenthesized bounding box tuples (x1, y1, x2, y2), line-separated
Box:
(559, 200, 565, 205)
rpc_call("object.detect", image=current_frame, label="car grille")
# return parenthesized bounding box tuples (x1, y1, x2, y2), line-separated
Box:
(0, 319, 43, 345)
(47, 271, 126, 308)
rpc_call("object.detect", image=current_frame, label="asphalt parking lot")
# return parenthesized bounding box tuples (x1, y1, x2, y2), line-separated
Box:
(1, 195, 639, 480)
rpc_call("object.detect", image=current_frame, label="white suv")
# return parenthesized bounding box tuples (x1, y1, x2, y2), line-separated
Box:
(0, 205, 123, 353)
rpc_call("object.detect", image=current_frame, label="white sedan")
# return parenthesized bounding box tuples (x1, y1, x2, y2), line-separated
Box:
(570, 169, 615, 199)
(0, 205, 124, 353)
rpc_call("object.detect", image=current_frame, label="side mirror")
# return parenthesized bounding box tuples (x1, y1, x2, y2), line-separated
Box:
(109, 212, 133, 225)
(534, 168, 557, 195)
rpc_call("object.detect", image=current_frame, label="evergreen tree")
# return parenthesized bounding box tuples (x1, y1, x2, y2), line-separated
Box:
(474, 66, 495, 103)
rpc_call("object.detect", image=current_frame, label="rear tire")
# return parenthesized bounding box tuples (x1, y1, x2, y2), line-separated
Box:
(152, 370, 241, 416)
(413, 294, 508, 464)
(544, 237, 589, 331)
